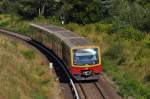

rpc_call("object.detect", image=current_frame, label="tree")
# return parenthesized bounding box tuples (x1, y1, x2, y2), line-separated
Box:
(111, 0, 150, 31)
(0, 0, 17, 13)
(61, 0, 103, 24)
(16, 0, 60, 19)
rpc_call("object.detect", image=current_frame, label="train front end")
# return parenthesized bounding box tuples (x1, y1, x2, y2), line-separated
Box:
(71, 46, 102, 81)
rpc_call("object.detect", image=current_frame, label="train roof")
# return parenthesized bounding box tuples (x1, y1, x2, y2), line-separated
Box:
(30, 23, 95, 48)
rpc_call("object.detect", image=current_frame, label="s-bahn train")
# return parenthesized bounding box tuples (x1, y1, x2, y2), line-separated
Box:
(30, 24, 102, 80)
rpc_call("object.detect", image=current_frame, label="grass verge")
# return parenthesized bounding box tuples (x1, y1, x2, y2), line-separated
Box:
(66, 23, 150, 99)
(0, 34, 62, 99)
(0, 14, 150, 99)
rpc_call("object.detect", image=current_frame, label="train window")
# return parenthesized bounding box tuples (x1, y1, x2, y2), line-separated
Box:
(73, 48, 99, 66)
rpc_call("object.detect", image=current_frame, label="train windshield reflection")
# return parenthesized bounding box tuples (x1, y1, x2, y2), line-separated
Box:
(73, 48, 99, 66)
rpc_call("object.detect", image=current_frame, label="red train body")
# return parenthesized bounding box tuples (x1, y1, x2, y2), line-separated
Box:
(71, 65, 102, 80)
(31, 24, 102, 81)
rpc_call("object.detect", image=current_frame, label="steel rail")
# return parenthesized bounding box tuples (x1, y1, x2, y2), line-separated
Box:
(0, 28, 80, 99)
(29, 24, 80, 99)
(78, 83, 88, 99)
(29, 23, 122, 99)
(94, 82, 110, 99)
(77, 82, 106, 99)
(0, 27, 121, 99)
(30, 40, 80, 99)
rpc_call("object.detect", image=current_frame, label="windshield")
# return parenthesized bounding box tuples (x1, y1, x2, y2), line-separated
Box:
(73, 48, 99, 66)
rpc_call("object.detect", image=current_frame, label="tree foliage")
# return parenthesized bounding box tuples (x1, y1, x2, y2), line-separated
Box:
(16, 0, 60, 19)
(0, 0, 149, 31)
(67, 0, 103, 24)
(111, 0, 150, 31)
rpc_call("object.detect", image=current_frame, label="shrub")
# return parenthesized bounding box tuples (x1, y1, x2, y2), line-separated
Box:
(105, 42, 125, 65)
(95, 23, 112, 33)
(47, 16, 60, 25)
(0, 14, 12, 27)
(14, 22, 31, 35)
(66, 23, 80, 31)
(121, 26, 145, 41)
(83, 24, 95, 33)
(143, 35, 150, 48)
(33, 16, 60, 26)
(106, 42, 123, 59)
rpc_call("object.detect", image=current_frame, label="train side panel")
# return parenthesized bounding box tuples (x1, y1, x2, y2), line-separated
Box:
(62, 43, 72, 67)
(31, 30, 71, 68)
(30, 25, 102, 81)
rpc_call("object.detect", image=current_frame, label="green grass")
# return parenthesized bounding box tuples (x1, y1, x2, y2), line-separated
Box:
(0, 34, 61, 99)
(0, 14, 62, 36)
(22, 50, 35, 60)
(66, 23, 150, 99)
(0, 14, 150, 99)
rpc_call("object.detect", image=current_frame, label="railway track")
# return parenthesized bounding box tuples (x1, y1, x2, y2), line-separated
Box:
(30, 23, 122, 99)
(0, 27, 122, 99)
(75, 82, 107, 99)
(75, 80, 121, 99)
(0, 29, 79, 99)
(75, 76, 122, 99)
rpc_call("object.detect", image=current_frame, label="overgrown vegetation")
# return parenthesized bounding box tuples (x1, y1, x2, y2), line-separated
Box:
(0, 34, 61, 99)
(0, 0, 150, 98)
(0, 0, 150, 32)
(0, 14, 150, 98)
(66, 23, 150, 99)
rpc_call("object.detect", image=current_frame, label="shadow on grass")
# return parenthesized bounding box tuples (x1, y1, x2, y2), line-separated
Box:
(28, 40, 70, 83)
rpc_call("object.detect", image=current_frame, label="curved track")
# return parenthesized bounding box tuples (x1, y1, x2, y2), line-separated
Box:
(0, 27, 122, 99)
(0, 29, 79, 99)
(29, 23, 122, 99)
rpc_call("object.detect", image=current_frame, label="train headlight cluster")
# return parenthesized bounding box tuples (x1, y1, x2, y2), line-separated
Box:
(82, 70, 92, 76)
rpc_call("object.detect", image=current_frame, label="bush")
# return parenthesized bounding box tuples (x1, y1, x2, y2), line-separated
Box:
(121, 26, 145, 41)
(105, 42, 125, 65)
(95, 23, 112, 33)
(14, 22, 31, 35)
(143, 35, 150, 48)
(106, 42, 123, 59)
(47, 16, 60, 25)
(83, 24, 96, 33)
(66, 23, 81, 32)
(0, 14, 13, 27)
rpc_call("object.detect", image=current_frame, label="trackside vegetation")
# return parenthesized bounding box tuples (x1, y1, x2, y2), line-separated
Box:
(0, 14, 150, 99)
(0, 34, 62, 99)
(66, 23, 150, 99)
(0, 0, 150, 98)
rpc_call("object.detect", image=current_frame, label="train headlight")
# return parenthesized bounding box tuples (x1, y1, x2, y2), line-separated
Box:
(82, 70, 92, 76)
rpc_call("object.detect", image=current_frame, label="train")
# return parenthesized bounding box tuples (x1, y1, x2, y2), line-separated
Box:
(30, 24, 102, 81)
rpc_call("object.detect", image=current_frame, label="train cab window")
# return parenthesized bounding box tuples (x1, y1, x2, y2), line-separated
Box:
(73, 48, 99, 66)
